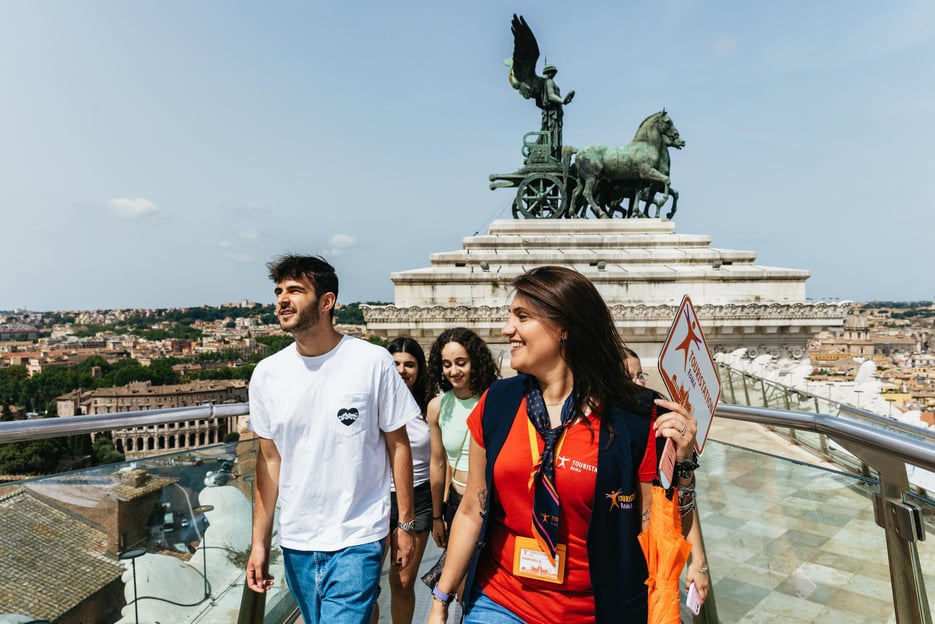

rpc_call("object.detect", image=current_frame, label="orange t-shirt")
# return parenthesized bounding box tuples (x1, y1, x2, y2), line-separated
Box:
(467, 393, 656, 624)
(637, 406, 659, 482)
(467, 394, 656, 623)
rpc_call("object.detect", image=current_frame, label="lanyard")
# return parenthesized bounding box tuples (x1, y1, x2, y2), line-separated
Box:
(527, 418, 569, 491)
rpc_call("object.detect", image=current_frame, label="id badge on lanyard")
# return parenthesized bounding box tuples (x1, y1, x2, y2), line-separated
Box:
(513, 420, 568, 584)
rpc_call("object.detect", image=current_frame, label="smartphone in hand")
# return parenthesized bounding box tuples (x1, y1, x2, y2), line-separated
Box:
(686, 582, 701, 615)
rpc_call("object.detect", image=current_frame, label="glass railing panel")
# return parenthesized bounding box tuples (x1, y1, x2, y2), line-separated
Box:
(698, 441, 931, 623)
(0, 437, 297, 623)
(719, 368, 864, 470)
(5, 395, 935, 622)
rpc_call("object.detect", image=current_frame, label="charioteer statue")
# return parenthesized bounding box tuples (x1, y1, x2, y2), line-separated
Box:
(505, 14, 574, 161)
(490, 14, 684, 221)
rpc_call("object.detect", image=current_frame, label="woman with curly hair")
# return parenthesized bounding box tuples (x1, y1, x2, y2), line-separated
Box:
(424, 328, 500, 595)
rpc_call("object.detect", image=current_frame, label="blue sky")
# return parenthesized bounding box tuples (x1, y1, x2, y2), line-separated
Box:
(1, 1, 933, 311)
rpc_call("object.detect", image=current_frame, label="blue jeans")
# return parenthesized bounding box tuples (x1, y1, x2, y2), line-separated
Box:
(282, 538, 385, 624)
(464, 585, 527, 624)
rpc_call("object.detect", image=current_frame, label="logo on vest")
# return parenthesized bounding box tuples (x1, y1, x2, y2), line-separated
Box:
(337, 407, 360, 426)
(605, 489, 636, 511)
(558, 456, 596, 474)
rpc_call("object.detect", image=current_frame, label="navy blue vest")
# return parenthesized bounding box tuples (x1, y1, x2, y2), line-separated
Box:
(462, 374, 660, 623)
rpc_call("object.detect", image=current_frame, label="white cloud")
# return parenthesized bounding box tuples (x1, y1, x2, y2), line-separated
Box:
(107, 197, 159, 219)
(219, 240, 233, 248)
(328, 234, 355, 249)
(224, 252, 255, 263)
(713, 34, 737, 57)
(322, 234, 356, 256)
(239, 227, 259, 240)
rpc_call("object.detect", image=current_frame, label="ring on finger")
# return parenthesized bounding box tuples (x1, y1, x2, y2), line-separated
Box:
(679, 425, 687, 435)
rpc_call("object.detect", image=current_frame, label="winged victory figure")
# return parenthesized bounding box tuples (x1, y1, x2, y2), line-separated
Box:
(504, 14, 575, 160)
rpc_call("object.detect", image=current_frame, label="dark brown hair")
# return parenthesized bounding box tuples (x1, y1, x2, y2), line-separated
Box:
(511, 266, 642, 415)
(266, 254, 339, 319)
(387, 337, 429, 415)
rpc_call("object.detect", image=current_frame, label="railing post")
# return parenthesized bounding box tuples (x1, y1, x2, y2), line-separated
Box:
(728, 368, 737, 403)
(726, 367, 738, 404)
(836, 441, 932, 624)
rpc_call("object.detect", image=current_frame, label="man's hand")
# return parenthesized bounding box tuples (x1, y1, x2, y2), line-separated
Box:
(245, 544, 275, 593)
(391, 527, 416, 569)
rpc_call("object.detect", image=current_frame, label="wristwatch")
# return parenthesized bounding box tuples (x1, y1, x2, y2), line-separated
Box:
(397, 519, 416, 533)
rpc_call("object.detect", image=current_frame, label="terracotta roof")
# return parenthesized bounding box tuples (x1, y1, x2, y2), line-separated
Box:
(57, 379, 247, 401)
(108, 469, 178, 500)
(0, 489, 123, 620)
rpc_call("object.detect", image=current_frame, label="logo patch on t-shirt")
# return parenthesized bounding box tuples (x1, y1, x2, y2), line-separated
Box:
(337, 407, 360, 426)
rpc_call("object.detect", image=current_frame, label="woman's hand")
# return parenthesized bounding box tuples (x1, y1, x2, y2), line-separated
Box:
(686, 560, 710, 603)
(432, 516, 448, 548)
(427, 599, 450, 624)
(653, 397, 697, 461)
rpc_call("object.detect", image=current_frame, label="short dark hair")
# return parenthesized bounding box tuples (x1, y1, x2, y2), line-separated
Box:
(512, 266, 641, 414)
(387, 337, 429, 415)
(266, 254, 339, 317)
(428, 327, 500, 396)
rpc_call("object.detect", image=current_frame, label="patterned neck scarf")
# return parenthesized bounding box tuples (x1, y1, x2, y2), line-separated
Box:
(525, 378, 576, 564)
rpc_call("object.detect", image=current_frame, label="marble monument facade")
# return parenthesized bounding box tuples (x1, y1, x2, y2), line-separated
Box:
(363, 220, 844, 363)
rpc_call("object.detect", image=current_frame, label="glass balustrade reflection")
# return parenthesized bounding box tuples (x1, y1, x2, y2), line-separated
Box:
(699, 443, 934, 623)
(0, 435, 297, 623)
(2, 414, 933, 622)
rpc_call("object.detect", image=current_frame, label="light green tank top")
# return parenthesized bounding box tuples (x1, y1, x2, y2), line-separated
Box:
(439, 391, 479, 484)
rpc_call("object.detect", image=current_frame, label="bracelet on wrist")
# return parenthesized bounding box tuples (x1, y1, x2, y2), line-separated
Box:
(674, 451, 700, 480)
(432, 514, 443, 521)
(677, 477, 696, 517)
(432, 584, 455, 605)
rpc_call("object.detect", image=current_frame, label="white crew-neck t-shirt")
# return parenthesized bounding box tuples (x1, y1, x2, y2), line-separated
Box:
(248, 335, 420, 551)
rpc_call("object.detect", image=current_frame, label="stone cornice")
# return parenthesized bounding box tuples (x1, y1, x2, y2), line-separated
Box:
(362, 302, 847, 324)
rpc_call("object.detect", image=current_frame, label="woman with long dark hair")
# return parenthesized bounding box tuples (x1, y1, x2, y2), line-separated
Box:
(427, 266, 700, 623)
(372, 337, 433, 624)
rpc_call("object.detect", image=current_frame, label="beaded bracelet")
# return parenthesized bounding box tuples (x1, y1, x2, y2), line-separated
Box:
(677, 477, 696, 517)
(674, 450, 700, 480)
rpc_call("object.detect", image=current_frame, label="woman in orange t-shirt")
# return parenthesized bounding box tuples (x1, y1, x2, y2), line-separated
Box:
(427, 266, 700, 624)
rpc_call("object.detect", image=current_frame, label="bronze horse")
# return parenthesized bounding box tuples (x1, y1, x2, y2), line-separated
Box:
(562, 110, 684, 218)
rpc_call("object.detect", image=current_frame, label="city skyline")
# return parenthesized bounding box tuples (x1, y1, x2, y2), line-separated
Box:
(2, 2, 933, 311)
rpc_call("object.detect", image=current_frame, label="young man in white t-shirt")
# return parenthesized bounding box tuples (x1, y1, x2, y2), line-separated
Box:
(246, 254, 420, 624)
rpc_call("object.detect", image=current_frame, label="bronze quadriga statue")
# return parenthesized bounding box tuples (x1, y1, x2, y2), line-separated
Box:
(489, 14, 685, 220)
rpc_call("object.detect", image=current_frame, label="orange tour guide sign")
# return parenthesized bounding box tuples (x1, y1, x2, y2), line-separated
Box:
(657, 295, 722, 456)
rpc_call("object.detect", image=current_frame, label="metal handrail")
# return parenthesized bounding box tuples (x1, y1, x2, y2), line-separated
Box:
(715, 403, 935, 471)
(0, 402, 250, 445)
